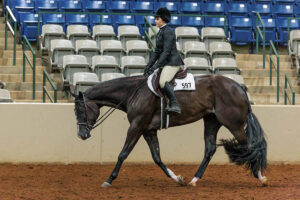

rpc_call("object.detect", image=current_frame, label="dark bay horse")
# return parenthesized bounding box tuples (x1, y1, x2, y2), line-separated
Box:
(73, 75, 267, 187)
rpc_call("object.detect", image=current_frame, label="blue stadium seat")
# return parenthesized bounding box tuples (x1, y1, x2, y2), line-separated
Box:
(295, 5, 300, 17)
(230, 17, 253, 45)
(182, 16, 204, 31)
(255, 18, 277, 45)
(66, 14, 89, 27)
(83, 1, 107, 12)
(20, 13, 40, 42)
(136, 15, 155, 36)
(113, 15, 135, 25)
(35, 0, 58, 13)
(154, 2, 178, 14)
(132, 1, 154, 13)
(204, 2, 226, 15)
(11, 0, 34, 22)
(273, 0, 296, 4)
(205, 17, 228, 36)
(277, 18, 300, 45)
(169, 16, 181, 29)
(180, 2, 202, 14)
(89, 15, 113, 29)
(60, 0, 82, 12)
(228, 3, 249, 18)
(251, 2, 272, 18)
(109, 1, 131, 13)
(42, 14, 66, 31)
(273, 4, 295, 19)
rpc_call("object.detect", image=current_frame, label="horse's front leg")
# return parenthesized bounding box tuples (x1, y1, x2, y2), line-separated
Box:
(102, 123, 142, 187)
(143, 130, 186, 186)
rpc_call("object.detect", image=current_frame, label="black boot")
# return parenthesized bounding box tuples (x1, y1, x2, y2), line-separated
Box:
(163, 82, 181, 114)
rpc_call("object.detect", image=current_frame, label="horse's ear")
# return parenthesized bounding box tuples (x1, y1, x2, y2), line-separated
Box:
(78, 91, 84, 99)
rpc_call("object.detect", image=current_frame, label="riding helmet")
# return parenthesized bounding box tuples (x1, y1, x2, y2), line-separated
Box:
(155, 7, 171, 23)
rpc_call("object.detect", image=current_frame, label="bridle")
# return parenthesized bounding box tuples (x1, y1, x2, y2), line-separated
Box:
(75, 77, 148, 131)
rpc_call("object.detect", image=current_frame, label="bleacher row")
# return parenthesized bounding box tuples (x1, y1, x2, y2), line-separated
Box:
(40, 22, 245, 95)
(5, 0, 300, 45)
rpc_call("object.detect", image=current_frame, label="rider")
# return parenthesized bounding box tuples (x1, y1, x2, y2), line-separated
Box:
(144, 7, 184, 114)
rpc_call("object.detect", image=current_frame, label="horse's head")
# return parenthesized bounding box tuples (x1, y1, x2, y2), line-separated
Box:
(73, 92, 100, 140)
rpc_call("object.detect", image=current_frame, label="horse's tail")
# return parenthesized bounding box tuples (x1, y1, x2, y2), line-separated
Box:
(221, 88, 267, 178)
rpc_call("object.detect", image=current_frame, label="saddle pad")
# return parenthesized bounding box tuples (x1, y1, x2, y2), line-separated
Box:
(147, 69, 196, 97)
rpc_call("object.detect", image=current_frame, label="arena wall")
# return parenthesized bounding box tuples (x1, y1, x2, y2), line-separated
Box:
(0, 104, 299, 164)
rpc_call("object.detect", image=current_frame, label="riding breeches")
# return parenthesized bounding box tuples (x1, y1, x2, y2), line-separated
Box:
(159, 65, 181, 88)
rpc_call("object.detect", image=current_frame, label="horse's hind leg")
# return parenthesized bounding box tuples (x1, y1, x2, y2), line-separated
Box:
(189, 114, 221, 187)
(102, 124, 142, 187)
(143, 130, 185, 185)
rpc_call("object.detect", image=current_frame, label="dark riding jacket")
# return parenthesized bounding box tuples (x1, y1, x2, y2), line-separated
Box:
(146, 25, 184, 71)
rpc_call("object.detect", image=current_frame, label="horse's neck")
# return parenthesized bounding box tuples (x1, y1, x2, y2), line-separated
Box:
(84, 77, 143, 111)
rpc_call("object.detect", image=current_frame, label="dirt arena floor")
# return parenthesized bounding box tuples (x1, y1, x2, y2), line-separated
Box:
(0, 164, 299, 200)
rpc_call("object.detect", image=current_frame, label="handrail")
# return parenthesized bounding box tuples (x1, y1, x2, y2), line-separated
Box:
(256, 12, 266, 69)
(5, 6, 17, 66)
(37, 11, 227, 50)
(284, 73, 295, 105)
(269, 40, 280, 103)
(43, 69, 57, 103)
(23, 36, 36, 100)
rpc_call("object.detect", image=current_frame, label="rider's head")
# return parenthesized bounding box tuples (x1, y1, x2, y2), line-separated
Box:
(155, 7, 171, 28)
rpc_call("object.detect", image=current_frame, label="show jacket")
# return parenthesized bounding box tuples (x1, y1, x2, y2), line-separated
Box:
(146, 25, 184, 70)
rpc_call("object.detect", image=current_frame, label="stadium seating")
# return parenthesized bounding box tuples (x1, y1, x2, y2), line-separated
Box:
(126, 40, 151, 62)
(223, 74, 246, 89)
(75, 40, 100, 66)
(201, 27, 227, 50)
(62, 55, 91, 85)
(132, 1, 154, 13)
(50, 39, 75, 69)
(277, 18, 300, 45)
(228, 3, 249, 18)
(175, 27, 200, 51)
(212, 58, 240, 74)
(288, 30, 300, 58)
(273, 4, 295, 19)
(121, 56, 146, 76)
(182, 16, 204, 31)
(101, 73, 125, 82)
(255, 18, 276, 45)
(209, 42, 236, 60)
(154, 2, 178, 14)
(0, 89, 12, 102)
(180, 2, 202, 14)
(184, 57, 212, 75)
(65, 14, 89, 27)
(41, 24, 66, 54)
(93, 25, 117, 48)
(35, 0, 58, 13)
(100, 40, 126, 65)
(11, 0, 34, 21)
(109, 1, 130, 13)
(184, 41, 210, 62)
(42, 14, 66, 31)
(204, 2, 226, 15)
(72, 72, 99, 94)
(89, 15, 113, 29)
(19, 13, 40, 42)
(84, 0, 107, 12)
(67, 25, 92, 47)
(92, 55, 121, 81)
(230, 17, 253, 45)
(60, 1, 82, 12)
(148, 26, 159, 47)
(118, 25, 142, 48)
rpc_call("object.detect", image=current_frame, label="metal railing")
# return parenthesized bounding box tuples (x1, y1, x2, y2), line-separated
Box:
(284, 73, 295, 105)
(23, 36, 36, 100)
(5, 6, 17, 66)
(256, 12, 266, 69)
(269, 40, 280, 103)
(43, 69, 57, 103)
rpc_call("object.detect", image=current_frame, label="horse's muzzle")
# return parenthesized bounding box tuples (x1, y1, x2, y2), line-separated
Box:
(77, 126, 91, 140)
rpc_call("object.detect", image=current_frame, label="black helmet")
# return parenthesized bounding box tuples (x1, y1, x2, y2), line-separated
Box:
(155, 7, 171, 23)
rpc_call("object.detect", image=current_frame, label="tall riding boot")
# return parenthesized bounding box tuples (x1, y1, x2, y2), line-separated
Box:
(163, 82, 181, 114)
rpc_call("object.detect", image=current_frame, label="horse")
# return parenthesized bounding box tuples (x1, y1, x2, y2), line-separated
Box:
(73, 74, 267, 187)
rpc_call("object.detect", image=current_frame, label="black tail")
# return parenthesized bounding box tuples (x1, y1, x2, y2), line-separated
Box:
(221, 94, 267, 178)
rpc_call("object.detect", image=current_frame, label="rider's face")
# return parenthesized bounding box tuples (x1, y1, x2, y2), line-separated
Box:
(155, 17, 166, 28)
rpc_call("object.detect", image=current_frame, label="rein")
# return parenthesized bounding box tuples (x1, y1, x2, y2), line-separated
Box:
(77, 77, 148, 131)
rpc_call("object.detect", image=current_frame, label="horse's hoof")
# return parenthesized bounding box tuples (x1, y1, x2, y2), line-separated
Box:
(177, 175, 187, 186)
(261, 176, 268, 187)
(188, 182, 197, 187)
(101, 182, 111, 188)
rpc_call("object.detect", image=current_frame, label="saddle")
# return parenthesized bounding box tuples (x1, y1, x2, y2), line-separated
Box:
(151, 68, 187, 97)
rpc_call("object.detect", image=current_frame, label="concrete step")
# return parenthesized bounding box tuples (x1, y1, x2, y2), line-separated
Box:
(244, 77, 299, 87)
(241, 69, 297, 77)
(5, 82, 47, 91)
(10, 90, 65, 100)
(3, 50, 38, 59)
(250, 93, 300, 105)
(0, 74, 43, 82)
(237, 60, 294, 70)
(0, 66, 44, 74)
(0, 58, 42, 66)
(236, 54, 291, 62)
(0, 44, 23, 50)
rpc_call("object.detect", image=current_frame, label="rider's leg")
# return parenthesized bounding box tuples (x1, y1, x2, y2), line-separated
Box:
(159, 65, 181, 114)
